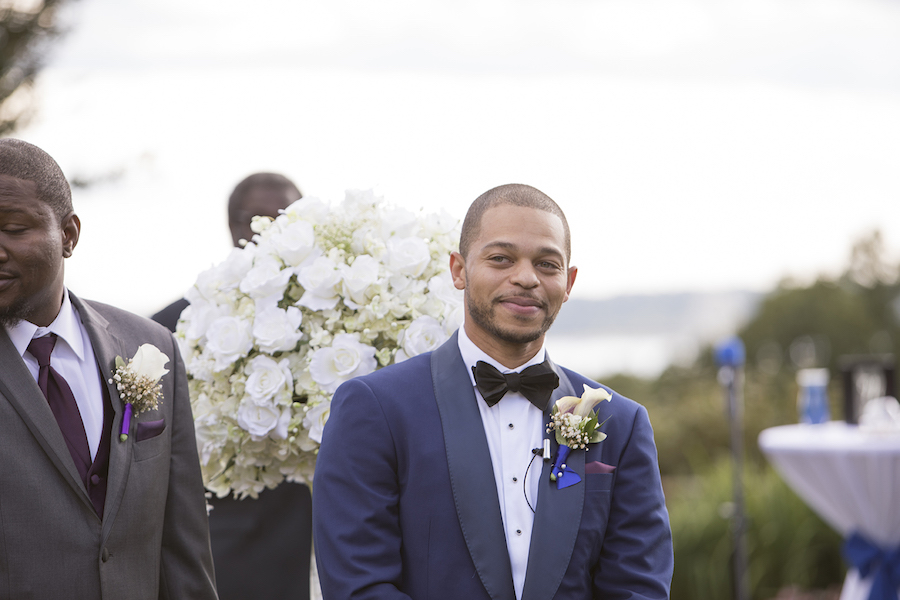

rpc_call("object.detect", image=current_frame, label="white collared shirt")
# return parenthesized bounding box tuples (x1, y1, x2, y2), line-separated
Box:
(458, 326, 546, 600)
(5, 290, 105, 460)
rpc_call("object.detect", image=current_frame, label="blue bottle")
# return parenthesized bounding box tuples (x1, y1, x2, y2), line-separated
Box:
(797, 368, 830, 424)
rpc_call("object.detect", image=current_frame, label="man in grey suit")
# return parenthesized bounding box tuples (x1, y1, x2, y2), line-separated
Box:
(0, 138, 217, 599)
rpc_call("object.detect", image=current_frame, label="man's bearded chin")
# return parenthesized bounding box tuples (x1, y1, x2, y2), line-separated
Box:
(465, 294, 559, 345)
(0, 299, 36, 329)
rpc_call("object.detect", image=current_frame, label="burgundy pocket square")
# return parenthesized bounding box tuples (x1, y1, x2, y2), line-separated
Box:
(135, 418, 166, 442)
(585, 461, 616, 475)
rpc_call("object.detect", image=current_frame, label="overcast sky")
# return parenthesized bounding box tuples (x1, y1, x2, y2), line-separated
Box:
(15, 0, 900, 317)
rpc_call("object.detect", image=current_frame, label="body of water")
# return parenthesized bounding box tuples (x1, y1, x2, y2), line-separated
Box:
(545, 332, 699, 381)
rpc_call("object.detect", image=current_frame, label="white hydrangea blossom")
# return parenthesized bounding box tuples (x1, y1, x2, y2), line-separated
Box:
(181, 190, 463, 499)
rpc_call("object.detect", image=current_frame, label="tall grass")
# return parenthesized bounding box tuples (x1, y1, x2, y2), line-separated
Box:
(667, 459, 845, 600)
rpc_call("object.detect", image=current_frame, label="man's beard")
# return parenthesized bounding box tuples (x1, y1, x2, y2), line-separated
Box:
(0, 297, 37, 329)
(466, 292, 558, 345)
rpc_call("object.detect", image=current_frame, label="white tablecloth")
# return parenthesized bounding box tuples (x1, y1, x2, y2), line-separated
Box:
(759, 422, 900, 600)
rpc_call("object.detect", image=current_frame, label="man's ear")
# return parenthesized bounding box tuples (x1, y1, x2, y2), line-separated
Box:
(449, 251, 466, 291)
(61, 213, 80, 258)
(562, 265, 577, 302)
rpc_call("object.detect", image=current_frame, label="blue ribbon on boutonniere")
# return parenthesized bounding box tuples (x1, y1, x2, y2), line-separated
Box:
(547, 384, 612, 490)
(842, 532, 900, 600)
(550, 444, 580, 489)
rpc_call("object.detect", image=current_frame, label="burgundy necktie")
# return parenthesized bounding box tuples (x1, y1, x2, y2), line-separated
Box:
(28, 334, 92, 483)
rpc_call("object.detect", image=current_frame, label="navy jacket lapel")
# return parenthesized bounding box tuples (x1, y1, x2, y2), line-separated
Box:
(521, 360, 584, 600)
(431, 334, 516, 600)
(0, 327, 95, 513)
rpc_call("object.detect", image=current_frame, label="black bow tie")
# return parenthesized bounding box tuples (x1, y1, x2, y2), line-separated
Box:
(472, 360, 559, 410)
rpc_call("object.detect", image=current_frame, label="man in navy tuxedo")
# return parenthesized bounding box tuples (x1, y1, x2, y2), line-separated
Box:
(313, 184, 673, 599)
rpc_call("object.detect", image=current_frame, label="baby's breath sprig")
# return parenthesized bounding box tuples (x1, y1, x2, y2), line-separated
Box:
(547, 412, 595, 450)
(109, 345, 169, 441)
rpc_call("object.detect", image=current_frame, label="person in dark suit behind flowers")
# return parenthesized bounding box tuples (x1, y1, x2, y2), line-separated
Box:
(313, 184, 674, 600)
(0, 138, 217, 599)
(151, 172, 313, 600)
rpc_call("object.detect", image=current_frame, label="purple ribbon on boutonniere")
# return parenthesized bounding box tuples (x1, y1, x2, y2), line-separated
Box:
(108, 344, 169, 442)
(547, 384, 612, 490)
(120, 403, 134, 441)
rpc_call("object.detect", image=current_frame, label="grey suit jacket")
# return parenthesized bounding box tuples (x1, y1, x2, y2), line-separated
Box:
(0, 294, 217, 599)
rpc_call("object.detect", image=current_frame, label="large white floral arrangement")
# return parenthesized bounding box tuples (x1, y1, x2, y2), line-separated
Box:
(177, 190, 463, 499)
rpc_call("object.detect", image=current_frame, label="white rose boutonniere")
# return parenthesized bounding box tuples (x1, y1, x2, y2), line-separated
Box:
(110, 344, 170, 441)
(546, 384, 611, 489)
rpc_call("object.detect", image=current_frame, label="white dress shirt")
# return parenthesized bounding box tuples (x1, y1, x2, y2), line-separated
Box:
(458, 326, 547, 600)
(5, 290, 105, 460)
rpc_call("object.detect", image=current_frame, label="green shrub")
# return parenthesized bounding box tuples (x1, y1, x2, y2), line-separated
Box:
(667, 459, 844, 600)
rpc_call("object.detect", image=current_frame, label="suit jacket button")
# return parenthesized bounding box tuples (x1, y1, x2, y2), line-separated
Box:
(91, 474, 101, 486)
(101, 548, 110, 562)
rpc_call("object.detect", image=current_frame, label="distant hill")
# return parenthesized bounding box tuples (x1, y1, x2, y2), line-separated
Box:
(553, 290, 763, 342)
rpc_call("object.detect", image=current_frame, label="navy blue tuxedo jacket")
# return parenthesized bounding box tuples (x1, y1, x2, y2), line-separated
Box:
(313, 333, 673, 600)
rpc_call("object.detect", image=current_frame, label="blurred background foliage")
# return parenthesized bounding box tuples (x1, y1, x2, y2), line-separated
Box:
(0, 0, 72, 135)
(604, 230, 899, 600)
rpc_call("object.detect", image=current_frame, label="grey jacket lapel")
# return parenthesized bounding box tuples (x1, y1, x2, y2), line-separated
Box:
(521, 360, 584, 600)
(0, 326, 95, 513)
(69, 295, 130, 531)
(431, 333, 516, 600)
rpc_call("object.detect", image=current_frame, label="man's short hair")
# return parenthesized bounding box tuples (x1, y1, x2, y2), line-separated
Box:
(459, 183, 571, 263)
(0, 138, 73, 222)
(227, 172, 302, 224)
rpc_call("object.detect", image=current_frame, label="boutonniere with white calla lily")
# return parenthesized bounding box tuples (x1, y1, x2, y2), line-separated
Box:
(109, 344, 169, 441)
(546, 384, 611, 489)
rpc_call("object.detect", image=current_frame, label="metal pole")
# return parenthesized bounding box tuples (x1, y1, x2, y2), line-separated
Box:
(716, 337, 749, 600)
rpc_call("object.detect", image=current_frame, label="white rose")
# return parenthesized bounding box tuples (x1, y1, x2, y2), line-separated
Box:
(379, 207, 419, 239)
(217, 246, 257, 288)
(193, 393, 228, 465)
(350, 225, 386, 257)
(303, 400, 331, 444)
(442, 303, 465, 334)
(236, 399, 290, 440)
(309, 333, 377, 393)
(253, 306, 303, 353)
(180, 299, 230, 344)
(283, 196, 330, 223)
(341, 189, 380, 214)
(244, 355, 293, 405)
(188, 246, 257, 305)
(340, 255, 380, 307)
(386, 236, 430, 278)
(395, 316, 448, 362)
(128, 344, 170, 381)
(239, 254, 293, 298)
(427, 273, 463, 307)
(420, 208, 459, 238)
(205, 316, 253, 371)
(296, 256, 342, 311)
(267, 219, 318, 267)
